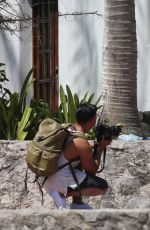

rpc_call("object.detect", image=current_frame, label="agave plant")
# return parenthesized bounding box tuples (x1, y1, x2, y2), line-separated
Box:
(0, 64, 103, 140)
(55, 84, 103, 125)
(0, 64, 51, 140)
(24, 99, 52, 140)
(0, 65, 34, 139)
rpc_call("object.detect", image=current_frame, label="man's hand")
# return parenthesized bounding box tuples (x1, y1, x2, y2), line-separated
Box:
(98, 139, 112, 151)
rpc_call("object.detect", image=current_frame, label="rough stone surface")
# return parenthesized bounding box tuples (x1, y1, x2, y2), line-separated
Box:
(85, 141, 150, 209)
(0, 208, 149, 230)
(0, 140, 150, 210)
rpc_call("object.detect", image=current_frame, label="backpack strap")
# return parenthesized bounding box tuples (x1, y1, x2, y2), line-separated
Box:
(24, 167, 29, 195)
(58, 156, 80, 170)
(68, 162, 82, 197)
(24, 167, 45, 205)
(59, 130, 86, 197)
(70, 130, 88, 140)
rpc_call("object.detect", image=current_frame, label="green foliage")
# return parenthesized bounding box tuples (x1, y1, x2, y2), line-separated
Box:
(17, 107, 34, 140)
(24, 99, 52, 140)
(0, 63, 11, 102)
(54, 84, 103, 140)
(0, 63, 103, 140)
(0, 65, 34, 139)
(0, 64, 51, 140)
(55, 84, 103, 125)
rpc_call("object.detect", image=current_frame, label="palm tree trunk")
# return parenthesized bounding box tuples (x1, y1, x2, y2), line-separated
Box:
(101, 0, 141, 135)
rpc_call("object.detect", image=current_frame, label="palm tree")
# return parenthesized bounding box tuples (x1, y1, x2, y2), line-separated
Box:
(101, 0, 142, 135)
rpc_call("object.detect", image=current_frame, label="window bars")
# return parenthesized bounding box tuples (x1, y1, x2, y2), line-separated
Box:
(32, 0, 58, 111)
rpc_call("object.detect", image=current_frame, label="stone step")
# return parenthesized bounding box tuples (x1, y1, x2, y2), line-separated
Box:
(0, 208, 149, 230)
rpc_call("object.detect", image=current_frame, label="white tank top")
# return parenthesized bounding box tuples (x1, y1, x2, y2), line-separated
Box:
(43, 151, 86, 197)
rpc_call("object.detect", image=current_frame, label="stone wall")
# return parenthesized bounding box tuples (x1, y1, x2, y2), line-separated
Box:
(0, 209, 149, 230)
(0, 140, 150, 229)
(0, 140, 150, 209)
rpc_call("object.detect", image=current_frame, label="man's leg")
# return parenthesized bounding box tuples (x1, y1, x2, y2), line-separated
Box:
(50, 191, 67, 209)
(68, 186, 108, 197)
(68, 174, 108, 209)
(68, 187, 107, 209)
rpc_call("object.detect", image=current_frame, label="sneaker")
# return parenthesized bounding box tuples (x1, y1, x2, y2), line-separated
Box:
(58, 206, 69, 210)
(70, 202, 93, 209)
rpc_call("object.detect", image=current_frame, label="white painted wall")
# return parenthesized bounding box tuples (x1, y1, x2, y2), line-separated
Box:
(0, 0, 32, 98)
(59, 0, 104, 102)
(0, 0, 149, 111)
(135, 0, 150, 111)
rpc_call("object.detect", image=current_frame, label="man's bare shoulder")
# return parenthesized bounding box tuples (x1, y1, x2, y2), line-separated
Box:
(73, 137, 91, 153)
(63, 137, 90, 160)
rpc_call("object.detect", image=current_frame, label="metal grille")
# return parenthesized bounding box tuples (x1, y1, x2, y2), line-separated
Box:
(32, 0, 58, 111)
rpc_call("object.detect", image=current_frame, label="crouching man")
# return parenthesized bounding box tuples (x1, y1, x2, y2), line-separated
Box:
(43, 103, 111, 209)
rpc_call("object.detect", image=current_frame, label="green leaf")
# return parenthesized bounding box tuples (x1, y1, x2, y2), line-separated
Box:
(87, 93, 95, 104)
(19, 67, 34, 113)
(0, 100, 8, 139)
(0, 99, 12, 139)
(8, 93, 19, 138)
(59, 85, 68, 123)
(80, 91, 89, 104)
(95, 95, 102, 106)
(0, 63, 5, 67)
(17, 107, 33, 140)
(74, 93, 80, 108)
(66, 85, 77, 123)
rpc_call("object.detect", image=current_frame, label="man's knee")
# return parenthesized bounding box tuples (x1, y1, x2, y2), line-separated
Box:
(99, 179, 109, 194)
(100, 186, 108, 195)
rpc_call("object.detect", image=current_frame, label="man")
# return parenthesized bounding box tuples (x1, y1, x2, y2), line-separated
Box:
(43, 103, 111, 209)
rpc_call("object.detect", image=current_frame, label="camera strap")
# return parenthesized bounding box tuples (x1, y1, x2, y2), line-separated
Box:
(97, 148, 106, 173)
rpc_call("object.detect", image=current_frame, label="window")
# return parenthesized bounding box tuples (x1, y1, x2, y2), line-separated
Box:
(32, 0, 58, 111)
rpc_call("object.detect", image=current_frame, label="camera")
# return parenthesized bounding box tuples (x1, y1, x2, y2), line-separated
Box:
(94, 124, 121, 142)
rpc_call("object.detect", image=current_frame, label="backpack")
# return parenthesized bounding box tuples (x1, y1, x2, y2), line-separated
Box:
(24, 118, 87, 204)
(26, 118, 87, 177)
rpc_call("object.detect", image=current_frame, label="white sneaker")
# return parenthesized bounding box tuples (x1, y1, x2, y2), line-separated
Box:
(58, 206, 69, 210)
(70, 203, 93, 209)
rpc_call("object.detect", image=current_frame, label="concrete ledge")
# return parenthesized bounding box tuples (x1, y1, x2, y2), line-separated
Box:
(0, 208, 149, 229)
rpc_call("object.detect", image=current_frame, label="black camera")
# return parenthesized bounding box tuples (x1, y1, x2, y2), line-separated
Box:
(94, 124, 121, 142)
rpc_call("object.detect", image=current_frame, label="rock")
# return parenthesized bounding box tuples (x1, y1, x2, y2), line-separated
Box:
(0, 209, 149, 230)
(0, 140, 150, 210)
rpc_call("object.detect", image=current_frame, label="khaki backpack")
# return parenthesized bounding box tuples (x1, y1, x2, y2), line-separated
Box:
(26, 118, 87, 177)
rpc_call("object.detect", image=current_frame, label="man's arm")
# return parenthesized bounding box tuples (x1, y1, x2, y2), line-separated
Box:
(74, 138, 111, 174)
(73, 138, 100, 174)
(93, 139, 111, 167)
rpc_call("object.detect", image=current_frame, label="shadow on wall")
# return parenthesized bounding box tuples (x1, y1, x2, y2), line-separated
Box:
(0, 0, 32, 93)
(58, 1, 102, 98)
(0, 32, 20, 91)
(19, 0, 32, 92)
(27, 0, 32, 7)
(71, 16, 99, 96)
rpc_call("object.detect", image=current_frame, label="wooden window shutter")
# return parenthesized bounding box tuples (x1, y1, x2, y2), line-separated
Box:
(32, 0, 58, 112)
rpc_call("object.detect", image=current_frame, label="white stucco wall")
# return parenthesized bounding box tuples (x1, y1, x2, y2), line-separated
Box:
(0, 0, 149, 111)
(59, 0, 104, 102)
(0, 0, 32, 96)
(135, 0, 150, 111)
